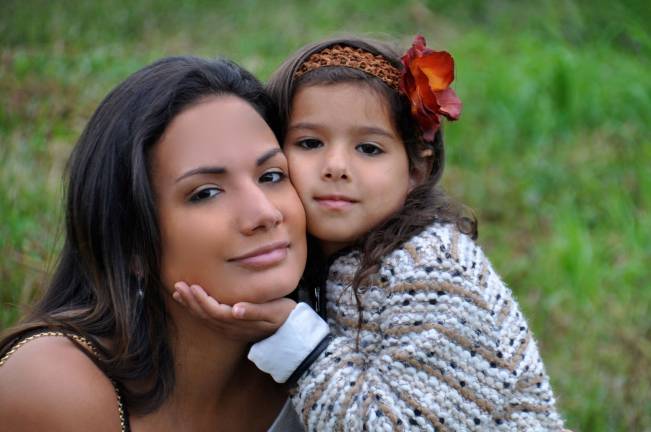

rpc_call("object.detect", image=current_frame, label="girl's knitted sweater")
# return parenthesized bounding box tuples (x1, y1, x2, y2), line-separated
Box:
(291, 222, 564, 431)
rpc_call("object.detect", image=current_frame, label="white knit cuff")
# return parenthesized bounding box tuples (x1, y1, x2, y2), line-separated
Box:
(248, 302, 329, 383)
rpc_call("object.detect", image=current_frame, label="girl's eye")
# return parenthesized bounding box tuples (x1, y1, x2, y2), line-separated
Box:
(356, 143, 384, 155)
(259, 170, 286, 184)
(297, 138, 323, 150)
(189, 187, 221, 203)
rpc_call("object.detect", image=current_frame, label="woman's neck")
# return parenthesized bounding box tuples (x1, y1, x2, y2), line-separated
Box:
(137, 299, 255, 430)
(170, 298, 249, 398)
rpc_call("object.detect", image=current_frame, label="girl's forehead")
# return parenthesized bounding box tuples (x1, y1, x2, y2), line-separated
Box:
(290, 83, 391, 121)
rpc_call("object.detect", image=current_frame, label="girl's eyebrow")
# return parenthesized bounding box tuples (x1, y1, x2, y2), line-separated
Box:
(288, 122, 395, 139)
(287, 122, 320, 132)
(175, 148, 282, 183)
(355, 126, 395, 139)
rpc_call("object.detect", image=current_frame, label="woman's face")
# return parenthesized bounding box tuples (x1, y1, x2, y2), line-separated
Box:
(150, 95, 306, 305)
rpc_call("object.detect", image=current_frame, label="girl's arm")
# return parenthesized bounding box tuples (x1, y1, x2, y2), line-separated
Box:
(173, 283, 333, 382)
(176, 225, 565, 431)
(258, 225, 564, 431)
(172, 282, 298, 342)
(475, 250, 563, 431)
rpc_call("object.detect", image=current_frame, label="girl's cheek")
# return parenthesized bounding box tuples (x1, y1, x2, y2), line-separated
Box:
(287, 165, 307, 191)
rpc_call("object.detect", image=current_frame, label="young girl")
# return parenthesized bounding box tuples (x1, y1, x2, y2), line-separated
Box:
(174, 36, 565, 431)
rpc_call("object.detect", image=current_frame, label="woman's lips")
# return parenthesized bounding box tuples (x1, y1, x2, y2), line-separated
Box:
(314, 195, 357, 210)
(229, 241, 289, 269)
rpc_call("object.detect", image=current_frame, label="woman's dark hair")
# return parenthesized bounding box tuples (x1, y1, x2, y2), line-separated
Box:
(0, 56, 278, 414)
(267, 37, 477, 328)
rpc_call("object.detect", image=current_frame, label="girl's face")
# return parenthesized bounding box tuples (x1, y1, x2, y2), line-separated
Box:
(284, 83, 414, 255)
(151, 96, 306, 305)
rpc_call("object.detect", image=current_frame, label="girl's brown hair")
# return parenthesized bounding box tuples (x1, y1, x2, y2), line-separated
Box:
(266, 37, 477, 326)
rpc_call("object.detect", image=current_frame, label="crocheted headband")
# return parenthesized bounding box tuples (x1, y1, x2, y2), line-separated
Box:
(294, 45, 401, 90)
(293, 36, 462, 141)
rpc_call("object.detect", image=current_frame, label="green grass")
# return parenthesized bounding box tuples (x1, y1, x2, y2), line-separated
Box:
(1, 0, 649, 429)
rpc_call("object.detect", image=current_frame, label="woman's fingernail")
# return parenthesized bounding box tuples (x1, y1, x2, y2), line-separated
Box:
(233, 305, 244, 318)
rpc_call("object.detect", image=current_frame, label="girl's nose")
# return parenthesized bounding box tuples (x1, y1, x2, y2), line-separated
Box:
(321, 146, 349, 181)
(238, 184, 283, 235)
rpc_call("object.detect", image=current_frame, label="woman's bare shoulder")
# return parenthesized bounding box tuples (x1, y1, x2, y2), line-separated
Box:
(0, 335, 123, 432)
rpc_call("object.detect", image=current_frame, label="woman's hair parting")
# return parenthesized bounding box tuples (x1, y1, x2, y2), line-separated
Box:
(0, 56, 277, 414)
(267, 36, 477, 330)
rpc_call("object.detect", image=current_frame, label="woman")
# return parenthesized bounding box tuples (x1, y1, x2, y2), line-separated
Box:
(0, 56, 306, 431)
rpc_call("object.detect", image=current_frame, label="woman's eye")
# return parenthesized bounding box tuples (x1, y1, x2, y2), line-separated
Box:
(189, 187, 221, 203)
(356, 143, 384, 155)
(259, 170, 286, 184)
(297, 138, 323, 150)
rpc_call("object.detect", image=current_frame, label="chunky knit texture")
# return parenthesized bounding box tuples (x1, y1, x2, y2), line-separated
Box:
(291, 222, 564, 431)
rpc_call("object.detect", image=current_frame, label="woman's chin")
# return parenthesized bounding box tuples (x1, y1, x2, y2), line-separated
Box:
(238, 276, 300, 304)
(240, 287, 297, 305)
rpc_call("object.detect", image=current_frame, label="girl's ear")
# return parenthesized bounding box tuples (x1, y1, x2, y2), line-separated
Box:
(408, 148, 435, 191)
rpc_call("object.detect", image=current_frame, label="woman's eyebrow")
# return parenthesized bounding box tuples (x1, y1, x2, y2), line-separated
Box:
(175, 148, 281, 183)
(175, 166, 226, 183)
(256, 148, 282, 166)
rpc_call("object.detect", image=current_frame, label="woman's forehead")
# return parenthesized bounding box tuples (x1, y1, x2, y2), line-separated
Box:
(151, 96, 279, 179)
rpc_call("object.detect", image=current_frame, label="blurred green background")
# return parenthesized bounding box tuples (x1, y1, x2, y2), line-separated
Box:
(1, 0, 649, 429)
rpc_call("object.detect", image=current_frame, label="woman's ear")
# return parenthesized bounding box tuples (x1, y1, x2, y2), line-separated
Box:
(409, 148, 435, 191)
(131, 255, 144, 278)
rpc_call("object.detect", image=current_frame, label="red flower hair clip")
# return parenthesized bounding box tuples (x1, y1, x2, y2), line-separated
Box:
(399, 35, 462, 141)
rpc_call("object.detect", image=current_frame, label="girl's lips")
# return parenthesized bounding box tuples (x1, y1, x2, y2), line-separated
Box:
(229, 242, 289, 269)
(314, 195, 357, 210)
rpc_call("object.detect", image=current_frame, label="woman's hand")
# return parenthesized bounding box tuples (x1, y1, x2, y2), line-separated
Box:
(172, 282, 297, 342)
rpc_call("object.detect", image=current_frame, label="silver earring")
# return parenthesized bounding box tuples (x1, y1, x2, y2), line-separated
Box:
(136, 278, 145, 299)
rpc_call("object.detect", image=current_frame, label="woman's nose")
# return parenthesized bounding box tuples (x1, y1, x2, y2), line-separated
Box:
(321, 146, 349, 181)
(238, 184, 283, 235)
